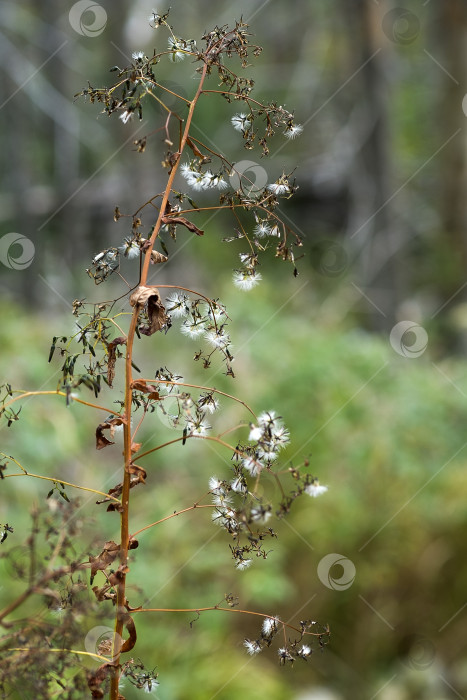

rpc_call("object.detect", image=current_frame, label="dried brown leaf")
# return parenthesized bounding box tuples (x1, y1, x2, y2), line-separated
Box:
(151, 250, 168, 264)
(92, 584, 116, 602)
(89, 540, 120, 582)
(87, 663, 112, 698)
(96, 416, 125, 450)
(127, 463, 146, 481)
(129, 285, 168, 336)
(120, 614, 137, 653)
(106, 336, 127, 387)
(131, 379, 160, 400)
(109, 563, 129, 586)
(186, 136, 205, 159)
(161, 215, 204, 236)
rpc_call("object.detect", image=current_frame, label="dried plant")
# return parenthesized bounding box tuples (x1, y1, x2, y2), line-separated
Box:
(0, 11, 329, 699)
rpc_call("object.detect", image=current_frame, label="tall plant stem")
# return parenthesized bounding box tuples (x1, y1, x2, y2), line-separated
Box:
(109, 62, 208, 700)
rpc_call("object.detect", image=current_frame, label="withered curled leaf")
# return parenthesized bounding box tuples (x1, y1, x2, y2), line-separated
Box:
(127, 463, 146, 481)
(108, 563, 129, 586)
(96, 416, 125, 450)
(92, 584, 116, 603)
(120, 614, 137, 653)
(106, 336, 127, 387)
(129, 285, 158, 307)
(139, 239, 168, 263)
(87, 663, 113, 698)
(129, 285, 168, 336)
(151, 250, 168, 264)
(186, 136, 205, 159)
(131, 379, 160, 400)
(97, 464, 146, 511)
(89, 540, 120, 583)
(161, 215, 204, 236)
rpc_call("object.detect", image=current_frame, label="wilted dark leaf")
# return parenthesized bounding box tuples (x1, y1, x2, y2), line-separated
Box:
(129, 286, 168, 336)
(131, 380, 160, 400)
(161, 215, 204, 236)
(96, 416, 125, 450)
(92, 584, 116, 603)
(106, 336, 127, 387)
(87, 663, 112, 698)
(89, 540, 120, 582)
(120, 614, 137, 653)
(127, 463, 146, 481)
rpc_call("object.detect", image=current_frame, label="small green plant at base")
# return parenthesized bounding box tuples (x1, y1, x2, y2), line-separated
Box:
(0, 11, 329, 699)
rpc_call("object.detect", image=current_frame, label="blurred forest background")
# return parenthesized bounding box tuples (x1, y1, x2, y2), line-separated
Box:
(1, 0, 467, 699)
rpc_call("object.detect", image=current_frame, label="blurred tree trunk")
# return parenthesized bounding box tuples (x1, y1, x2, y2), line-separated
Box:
(437, 1, 467, 303)
(342, 0, 399, 330)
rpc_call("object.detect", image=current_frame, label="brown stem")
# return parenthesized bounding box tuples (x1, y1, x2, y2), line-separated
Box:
(109, 61, 209, 700)
(139, 63, 208, 286)
(109, 308, 138, 699)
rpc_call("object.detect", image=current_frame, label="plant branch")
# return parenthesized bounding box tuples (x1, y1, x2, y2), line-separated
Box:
(131, 605, 327, 638)
(2, 473, 121, 504)
(130, 504, 215, 538)
(2, 391, 119, 416)
(137, 433, 251, 462)
(4, 647, 110, 663)
(137, 378, 256, 417)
